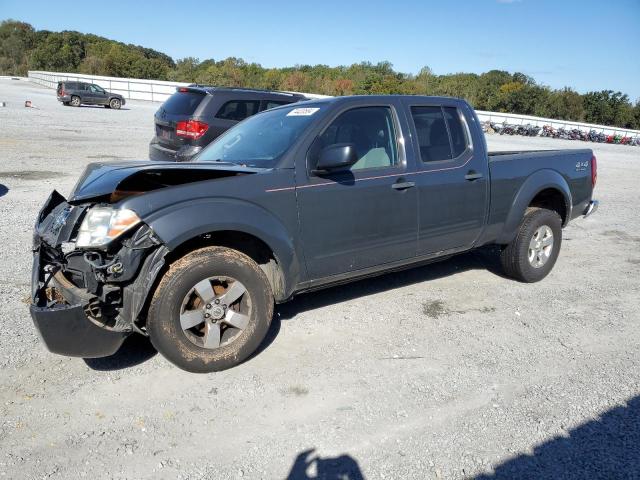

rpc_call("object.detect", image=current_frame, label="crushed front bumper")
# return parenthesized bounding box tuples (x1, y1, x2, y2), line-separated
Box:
(31, 249, 130, 358)
(29, 190, 168, 359)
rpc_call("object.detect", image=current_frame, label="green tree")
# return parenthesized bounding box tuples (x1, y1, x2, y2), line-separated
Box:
(542, 88, 584, 121)
(0, 20, 35, 75)
(2, 19, 637, 129)
(583, 90, 634, 127)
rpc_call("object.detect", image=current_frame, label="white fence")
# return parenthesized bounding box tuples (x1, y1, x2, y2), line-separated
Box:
(28, 70, 327, 102)
(28, 70, 640, 137)
(29, 71, 190, 103)
(475, 110, 640, 138)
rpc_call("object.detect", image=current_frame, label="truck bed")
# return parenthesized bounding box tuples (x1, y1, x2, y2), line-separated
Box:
(488, 149, 592, 160)
(482, 148, 594, 245)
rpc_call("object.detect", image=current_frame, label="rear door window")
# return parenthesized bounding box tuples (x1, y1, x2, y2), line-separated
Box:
(410, 106, 453, 162)
(162, 91, 206, 115)
(216, 100, 261, 121)
(443, 107, 469, 158)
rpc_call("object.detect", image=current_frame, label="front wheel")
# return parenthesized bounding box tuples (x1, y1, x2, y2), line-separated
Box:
(147, 247, 274, 373)
(500, 207, 562, 283)
(109, 98, 121, 109)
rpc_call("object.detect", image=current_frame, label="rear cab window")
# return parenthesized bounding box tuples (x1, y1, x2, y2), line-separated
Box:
(443, 107, 469, 158)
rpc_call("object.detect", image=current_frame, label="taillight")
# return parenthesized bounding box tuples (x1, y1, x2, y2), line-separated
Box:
(591, 154, 597, 189)
(176, 120, 208, 139)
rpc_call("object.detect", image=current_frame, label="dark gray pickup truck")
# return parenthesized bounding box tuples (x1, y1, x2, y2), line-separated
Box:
(30, 95, 598, 372)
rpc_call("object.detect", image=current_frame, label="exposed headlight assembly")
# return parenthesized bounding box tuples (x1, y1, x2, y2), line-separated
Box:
(76, 207, 141, 248)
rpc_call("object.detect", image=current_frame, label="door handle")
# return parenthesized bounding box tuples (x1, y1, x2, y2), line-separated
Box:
(392, 180, 415, 190)
(464, 171, 484, 181)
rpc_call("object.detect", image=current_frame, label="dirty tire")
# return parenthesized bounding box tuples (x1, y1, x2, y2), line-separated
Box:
(109, 98, 121, 109)
(147, 247, 274, 373)
(70, 96, 81, 107)
(500, 207, 562, 283)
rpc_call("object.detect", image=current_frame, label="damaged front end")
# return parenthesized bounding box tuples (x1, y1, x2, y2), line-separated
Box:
(30, 190, 169, 358)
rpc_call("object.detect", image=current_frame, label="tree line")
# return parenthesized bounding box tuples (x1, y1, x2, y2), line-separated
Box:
(2, 19, 639, 129)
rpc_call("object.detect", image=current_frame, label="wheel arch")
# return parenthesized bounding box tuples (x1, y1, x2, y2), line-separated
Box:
(496, 169, 572, 245)
(139, 198, 304, 303)
(164, 230, 288, 302)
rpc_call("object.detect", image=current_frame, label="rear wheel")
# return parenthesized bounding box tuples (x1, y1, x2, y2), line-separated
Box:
(70, 96, 81, 107)
(147, 246, 274, 373)
(500, 207, 562, 282)
(109, 98, 121, 109)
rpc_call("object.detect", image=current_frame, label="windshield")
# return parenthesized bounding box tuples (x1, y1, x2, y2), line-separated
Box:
(195, 104, 324, 167)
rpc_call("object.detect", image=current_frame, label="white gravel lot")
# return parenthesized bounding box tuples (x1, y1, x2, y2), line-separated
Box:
(0, 78, 639, 480)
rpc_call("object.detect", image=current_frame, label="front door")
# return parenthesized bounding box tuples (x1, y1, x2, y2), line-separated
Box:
(87, 84, 108, 105)
(297, 105, 419, 280)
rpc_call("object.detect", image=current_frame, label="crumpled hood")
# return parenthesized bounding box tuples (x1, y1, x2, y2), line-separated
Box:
(69, 160, 264, 202)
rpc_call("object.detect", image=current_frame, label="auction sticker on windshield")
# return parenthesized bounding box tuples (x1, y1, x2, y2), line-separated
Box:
(286, 107, 320, 116)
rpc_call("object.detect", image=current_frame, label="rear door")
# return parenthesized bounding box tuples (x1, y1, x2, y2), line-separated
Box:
(154, 89, 208, 150)
(404, 100, 488, 254)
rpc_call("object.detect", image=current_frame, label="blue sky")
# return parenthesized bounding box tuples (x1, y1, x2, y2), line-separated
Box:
(2, 0, 639, 100)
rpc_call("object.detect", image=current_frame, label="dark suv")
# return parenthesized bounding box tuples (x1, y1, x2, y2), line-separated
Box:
(149, 86, 306, 162)
(56, 81, 126, 109)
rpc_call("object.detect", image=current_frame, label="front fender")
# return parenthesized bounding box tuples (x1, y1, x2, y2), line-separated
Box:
(140, 198, 301, 300)
(496, 169, 572, 244)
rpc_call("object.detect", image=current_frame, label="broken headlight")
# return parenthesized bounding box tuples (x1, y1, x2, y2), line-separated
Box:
(76, 207, 141, 248)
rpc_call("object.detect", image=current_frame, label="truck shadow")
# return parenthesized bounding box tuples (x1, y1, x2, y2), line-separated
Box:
(250, 245, 505, 359)
(282, 396, 639, 479)
(474, 394, 640, 479)
(85, 246, 505, 371)
(276, 245, 505, 321)
(83, 333, 157, 371)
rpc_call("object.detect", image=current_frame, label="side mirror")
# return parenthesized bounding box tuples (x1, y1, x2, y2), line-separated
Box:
(313, 143, 358, 174)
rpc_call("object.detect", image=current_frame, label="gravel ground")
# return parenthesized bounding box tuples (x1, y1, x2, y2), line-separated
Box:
(0, 78, 639, 480)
